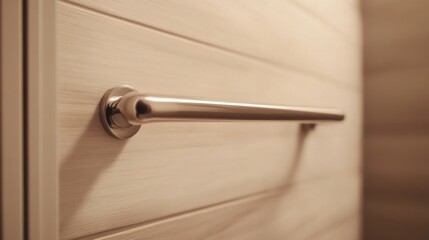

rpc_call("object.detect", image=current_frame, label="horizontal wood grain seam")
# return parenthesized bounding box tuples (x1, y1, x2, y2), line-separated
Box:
(75, 190, 282, 240)
(289, 0, 359, 44)
(303, 211, 359, 240)
(59, 0, 360, 91)
(75, 168, 359, 240)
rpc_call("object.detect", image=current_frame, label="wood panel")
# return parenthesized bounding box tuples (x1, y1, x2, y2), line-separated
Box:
(65, 0, 361, 88)
(365, 133, 429, 238)
(84, 171, 360, 240)
(27, 0, 59, 239)
(291, 0, 361, 41)
(0, 0, 24, 239)
(363, 0, 429, 239)
(365, 198, 429, 240)
(315, 217, 360, 240)
(363, 0, 429, 72)
(365, 67, 429, 134)
(58, 2, 361, 239)
(366, 134, 429, 190)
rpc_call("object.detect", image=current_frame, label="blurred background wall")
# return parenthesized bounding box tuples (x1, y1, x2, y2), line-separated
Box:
(363, 0, 429, 239)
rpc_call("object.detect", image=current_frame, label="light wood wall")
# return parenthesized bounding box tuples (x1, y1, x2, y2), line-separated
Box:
(57, 1, 362, 239)
(363, 0, 429, 239)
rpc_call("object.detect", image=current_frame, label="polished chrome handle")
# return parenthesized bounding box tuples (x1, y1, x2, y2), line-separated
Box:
(99, 86, 345, 139)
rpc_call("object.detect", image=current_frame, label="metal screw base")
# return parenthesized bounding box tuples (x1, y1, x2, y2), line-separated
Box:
(99, 85, 140, 139)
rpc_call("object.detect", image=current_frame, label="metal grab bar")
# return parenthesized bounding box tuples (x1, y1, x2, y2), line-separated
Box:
(99, 86, 345, 139)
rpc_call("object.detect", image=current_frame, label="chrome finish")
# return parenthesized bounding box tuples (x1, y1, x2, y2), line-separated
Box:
(99, 86, 141, 139)
(100, 86, 345, 139)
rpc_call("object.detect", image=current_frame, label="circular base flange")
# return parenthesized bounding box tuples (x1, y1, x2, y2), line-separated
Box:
(99, 85, 141, 139)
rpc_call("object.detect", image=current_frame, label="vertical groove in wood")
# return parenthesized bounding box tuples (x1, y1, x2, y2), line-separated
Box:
(27, 0, 58, 239)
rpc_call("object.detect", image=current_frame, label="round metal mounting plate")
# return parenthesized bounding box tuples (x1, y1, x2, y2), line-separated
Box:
(99, 85, 140, 139)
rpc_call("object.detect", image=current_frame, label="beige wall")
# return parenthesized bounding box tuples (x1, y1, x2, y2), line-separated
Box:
(57, 0, 362, 239)
(363, 0, 429, 239)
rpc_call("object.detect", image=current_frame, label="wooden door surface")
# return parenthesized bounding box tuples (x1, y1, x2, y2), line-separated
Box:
(29, 1, 363, 239)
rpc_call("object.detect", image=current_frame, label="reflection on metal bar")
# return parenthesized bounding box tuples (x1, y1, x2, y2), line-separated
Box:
(99, 85, 345, 139)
